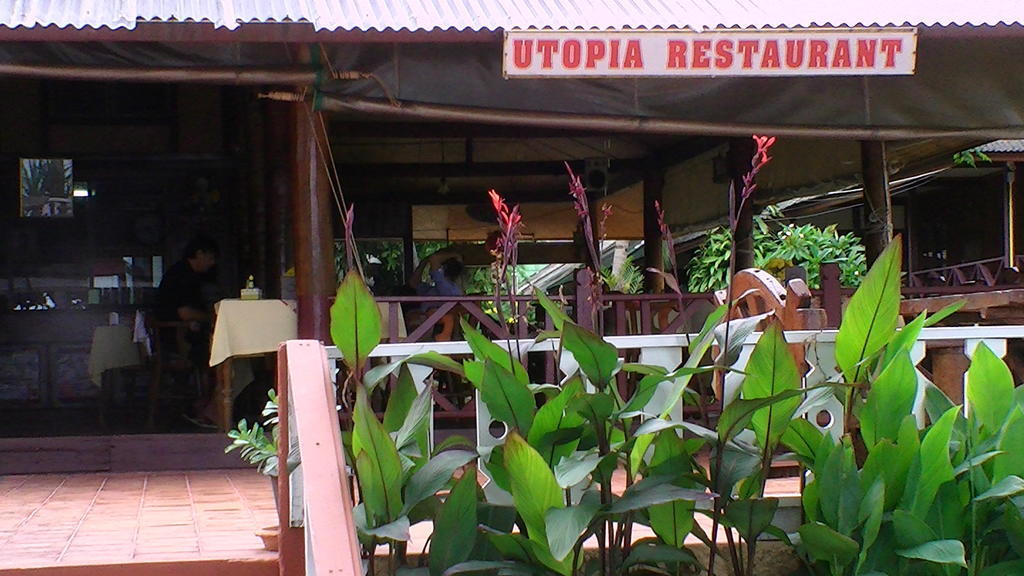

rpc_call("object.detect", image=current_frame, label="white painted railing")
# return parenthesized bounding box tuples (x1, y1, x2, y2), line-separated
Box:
(323, 324, 1024, 499)
(277, 325, 1024, 570)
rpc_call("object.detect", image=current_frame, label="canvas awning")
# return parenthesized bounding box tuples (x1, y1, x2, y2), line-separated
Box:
(1, 4, 1021, 242)
(0, 26, 1021, 138)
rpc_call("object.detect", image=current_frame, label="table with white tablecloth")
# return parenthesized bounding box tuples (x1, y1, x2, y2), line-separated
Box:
(209, 299, 298, 430)
(208, 299, 404, 430)
(88, 325, 141, 387)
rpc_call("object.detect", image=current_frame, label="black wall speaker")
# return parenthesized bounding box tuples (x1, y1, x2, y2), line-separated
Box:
(584, 158, 610, 195)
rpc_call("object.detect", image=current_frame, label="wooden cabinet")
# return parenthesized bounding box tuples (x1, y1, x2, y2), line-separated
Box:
(0, 310, 132, 409)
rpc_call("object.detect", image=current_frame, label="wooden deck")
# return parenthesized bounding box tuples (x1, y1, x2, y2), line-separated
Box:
(0, 434, 250, 476)
(0, 469, 277, 576)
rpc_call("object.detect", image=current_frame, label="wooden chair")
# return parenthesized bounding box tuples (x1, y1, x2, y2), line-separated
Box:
(715, 269, 827, 331)
(143, 313, 207, 429)
(434, 311, 461, 341)
(713, 269, 829, 477)
(712, 268, 828, 398)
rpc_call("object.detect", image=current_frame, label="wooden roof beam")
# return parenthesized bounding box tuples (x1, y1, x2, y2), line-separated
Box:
(329, 120, 669, 140)
(335, 158, 644, 179)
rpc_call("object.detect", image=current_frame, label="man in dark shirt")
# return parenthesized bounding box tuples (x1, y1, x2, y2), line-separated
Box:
(155, 233, 218, 393)
(155, 236, 219, 427)
(158, 236, 218, 323)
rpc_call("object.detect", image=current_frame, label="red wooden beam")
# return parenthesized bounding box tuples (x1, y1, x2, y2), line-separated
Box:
(290, 100, 335, 341)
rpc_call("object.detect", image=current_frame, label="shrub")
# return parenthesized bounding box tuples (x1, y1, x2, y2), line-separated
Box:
(687, 210, 866, 293)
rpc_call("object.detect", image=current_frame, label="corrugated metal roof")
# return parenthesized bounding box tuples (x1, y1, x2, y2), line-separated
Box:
(975, 140, 1024, 153)
(4, 0, 135, 29)
(5, 0, 1024, 32)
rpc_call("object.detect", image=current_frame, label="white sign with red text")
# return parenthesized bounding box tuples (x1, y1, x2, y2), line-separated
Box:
(503, 28, 917, 77)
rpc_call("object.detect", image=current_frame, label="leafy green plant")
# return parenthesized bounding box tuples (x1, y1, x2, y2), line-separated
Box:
(225, 419, 276, 475)
(320, 137, 1024, 576)
(786, 239, 1023, 576)
(953, 149, 992, 168)
(427, 288, 827, 576)
(686, 225, 733, 294)
(436, 157, 821, 576)
(225, 389, 296, 477)
(439, 307, 715, 576)
(687, 211, 867, 292)
(331, 268, 478, 573)
(349, 366, 477, 568)
(602, 256, 645, 294)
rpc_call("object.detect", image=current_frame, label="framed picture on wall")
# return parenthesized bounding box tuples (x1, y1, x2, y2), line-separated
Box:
(20, 158, 74, 218)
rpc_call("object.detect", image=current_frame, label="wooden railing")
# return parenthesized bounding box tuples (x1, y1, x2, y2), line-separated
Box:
(376, 294, 539, 342)
(376, 271, 723, 343)
(276, 340, 362, 576)
(601, 292, 720, 335)
(375, 261, 1024, 344)
(906, 255, 1024, 288)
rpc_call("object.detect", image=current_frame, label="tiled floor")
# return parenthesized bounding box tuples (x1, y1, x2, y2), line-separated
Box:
(0, 469, 277, 571)
(0, 467, 802, 574)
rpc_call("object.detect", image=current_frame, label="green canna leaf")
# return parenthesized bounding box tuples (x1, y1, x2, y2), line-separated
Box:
(648, 431, 695, 547)
(462, 318, 529, 385)
(966, 342, 1016, 438)
(861, 352, 918, 448)
(430, 471, 479, 576)
(544, 490, 600, 562)
(896, 539, 967, 568)
(352, 387, 404, 525)
(798, 522, 859, 567)
(835, 238, 902, 383)
(331, 272, 382, 373)
(532, 287, 572, 331)
(504, 433, 563, 551)
(480, 360, 535, 436)
(741, 323, 801, 454)
(904, 406, 958, 518)
(561, 322, 618, 390)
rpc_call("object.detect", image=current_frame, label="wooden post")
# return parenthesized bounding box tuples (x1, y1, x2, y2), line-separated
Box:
(860, 140, 893, 264)
(728, 138, 756, 270)
(931, 346, 969, 404)
(291, 102, 335, 341)
(265, 100, 291, 299)
(227, 87, 251, 290)
(575, 268, 594, 331)
(1007, 162, 1017, 268)
(820, 262, 842, 328)
(643, 159, 666, 293)
(246, 88, 269, 290)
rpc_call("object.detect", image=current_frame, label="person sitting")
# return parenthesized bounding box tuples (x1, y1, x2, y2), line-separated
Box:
(158, 235, 218, 323)
(156, 235, 219, 426)
(408, 249, 464, 303)
(406, 250, 464, 340)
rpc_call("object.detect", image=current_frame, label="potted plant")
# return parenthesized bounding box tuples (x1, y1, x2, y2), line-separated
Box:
(225, 389, 298, 550)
